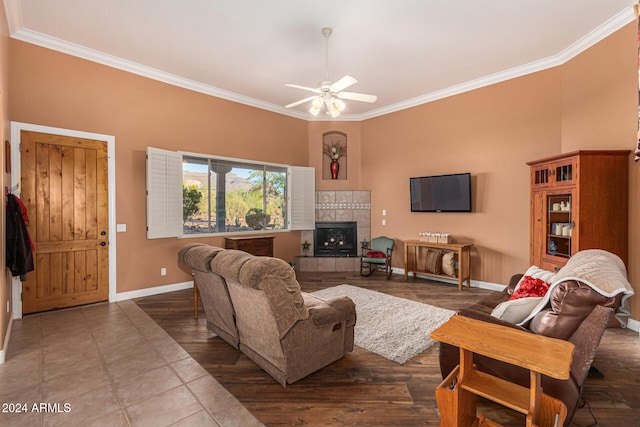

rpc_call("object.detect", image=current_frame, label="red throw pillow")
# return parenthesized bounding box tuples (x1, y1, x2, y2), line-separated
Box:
(366, 250, 387, 258)
(510, 276, 550, 300)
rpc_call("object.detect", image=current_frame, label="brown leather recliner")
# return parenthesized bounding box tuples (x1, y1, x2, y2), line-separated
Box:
(439, 274, 620, 426)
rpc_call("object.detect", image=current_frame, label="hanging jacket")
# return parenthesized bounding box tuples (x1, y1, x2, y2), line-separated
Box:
(6, 194, 35, 277)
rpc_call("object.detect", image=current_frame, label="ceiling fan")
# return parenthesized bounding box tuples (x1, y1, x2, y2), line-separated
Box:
(285, 27, 377, 117)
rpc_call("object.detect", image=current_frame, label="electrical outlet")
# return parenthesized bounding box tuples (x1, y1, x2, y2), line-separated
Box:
(161, 268, 167, 276)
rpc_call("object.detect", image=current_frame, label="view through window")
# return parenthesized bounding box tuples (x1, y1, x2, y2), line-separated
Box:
(182, 155, 287, 234)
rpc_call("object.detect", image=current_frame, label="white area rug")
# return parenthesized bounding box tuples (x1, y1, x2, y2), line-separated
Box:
(312, 284, 455, 364)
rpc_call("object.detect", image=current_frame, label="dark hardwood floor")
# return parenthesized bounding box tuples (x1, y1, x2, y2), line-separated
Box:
(135, 272, 640, 426)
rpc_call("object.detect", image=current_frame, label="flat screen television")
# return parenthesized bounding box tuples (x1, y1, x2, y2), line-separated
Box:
(410, 173, 472, 212)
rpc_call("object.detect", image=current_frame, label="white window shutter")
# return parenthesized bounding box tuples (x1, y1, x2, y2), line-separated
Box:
(146, 147, 183, 239)
(287, 166, 315, 230)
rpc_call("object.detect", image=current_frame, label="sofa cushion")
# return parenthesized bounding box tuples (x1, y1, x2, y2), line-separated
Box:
(210, 249, 254, 282)
(178, 243, 224, 272)
(442, 251, 457, 277)
(491, 297, 544, 324)
(238, 256, 309, 338)
(425, 249, 444, 274)
(366, 250, 386, 258)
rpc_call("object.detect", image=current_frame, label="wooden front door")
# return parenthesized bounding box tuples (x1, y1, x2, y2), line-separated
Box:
(20, 131, 109, 314)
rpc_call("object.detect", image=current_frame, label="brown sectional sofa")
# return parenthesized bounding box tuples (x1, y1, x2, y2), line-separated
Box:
(438, 249, 633, 426)
(178, 243, 356, 386)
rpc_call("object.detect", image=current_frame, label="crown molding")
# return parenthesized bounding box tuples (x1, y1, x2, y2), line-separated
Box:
(5, 4, 636, 122)
(8, 27, 309, 120)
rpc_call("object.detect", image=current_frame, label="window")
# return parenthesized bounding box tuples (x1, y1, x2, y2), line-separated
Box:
(146, 147, 314, 239)
(182, 155, 287, 234)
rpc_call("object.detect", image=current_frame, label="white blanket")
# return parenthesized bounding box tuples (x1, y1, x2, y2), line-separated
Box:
(518, 249, 635, 327)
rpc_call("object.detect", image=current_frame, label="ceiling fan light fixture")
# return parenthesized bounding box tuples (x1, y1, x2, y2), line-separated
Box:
(309, 104, 321, 116)
(285, 27, 377, 116)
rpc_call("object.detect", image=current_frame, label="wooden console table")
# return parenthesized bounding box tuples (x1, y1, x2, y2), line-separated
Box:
(404, 241, 472, 290)
(224, 236, 274, 256)
(431, 315, 574, 427)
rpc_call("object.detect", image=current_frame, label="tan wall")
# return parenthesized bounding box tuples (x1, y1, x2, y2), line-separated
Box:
(561, 22, 640, 322)
(0, 3, 10, 350)
(8, 40, 308, 294)
(358, 70, 562, 283)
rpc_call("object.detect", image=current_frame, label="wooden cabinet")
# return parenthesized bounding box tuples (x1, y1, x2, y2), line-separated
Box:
(224, 236, 274, 256)
(527, 150, 629, 271)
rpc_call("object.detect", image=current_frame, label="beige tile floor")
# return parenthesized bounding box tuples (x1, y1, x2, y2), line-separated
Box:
(0, 300, 263, 427)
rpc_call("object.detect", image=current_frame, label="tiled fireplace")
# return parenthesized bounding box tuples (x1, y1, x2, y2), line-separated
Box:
(296, 190, 370, 272)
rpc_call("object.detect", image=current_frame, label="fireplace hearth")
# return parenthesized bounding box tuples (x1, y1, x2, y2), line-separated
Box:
(314, 221, 357, 257)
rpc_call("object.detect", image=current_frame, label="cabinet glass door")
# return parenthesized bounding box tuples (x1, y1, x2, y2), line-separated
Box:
(547, 194, 573, 258)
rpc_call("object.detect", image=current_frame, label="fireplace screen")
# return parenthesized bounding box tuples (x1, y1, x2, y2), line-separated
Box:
(314, 221, 357, 257)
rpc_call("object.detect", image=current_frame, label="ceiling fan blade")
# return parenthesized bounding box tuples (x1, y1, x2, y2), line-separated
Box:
(330, 75, 357, 92)
(337, 91, 378, 103)
(285, 96, 318, 109)
(285, 83, 321, 94)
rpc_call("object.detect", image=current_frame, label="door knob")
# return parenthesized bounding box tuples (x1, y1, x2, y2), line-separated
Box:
(100, 242, 106, 247)
(100, 231, 106, 236)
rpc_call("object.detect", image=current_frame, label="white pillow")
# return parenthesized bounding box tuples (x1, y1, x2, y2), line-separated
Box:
(514, 266, 556, 291)
(491, 297, 544, 324)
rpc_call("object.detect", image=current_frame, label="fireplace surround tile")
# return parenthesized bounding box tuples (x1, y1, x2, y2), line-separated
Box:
(335, 210, 353, 222)
(335, 191, 353, 204)
(316, 210, 336, 222)
(353, 191, 370, 204)
(295, 190, 371, 272)
(317, 191, 335, 204)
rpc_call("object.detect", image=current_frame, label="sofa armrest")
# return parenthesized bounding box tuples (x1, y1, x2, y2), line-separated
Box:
(507, 274, 523, 294)
(457, 307, 529, 332)
(303, 294, 356, 327)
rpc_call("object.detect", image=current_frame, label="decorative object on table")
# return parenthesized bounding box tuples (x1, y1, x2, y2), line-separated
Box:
(419, 232, 451, 244)
(322, 131, 347, 180)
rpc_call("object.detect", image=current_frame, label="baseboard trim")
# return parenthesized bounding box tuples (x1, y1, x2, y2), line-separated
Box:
(393, 268, 505, 291)
(115, 281, 193, 301)
(0, 316, 15, 364)
(625, 318, 640, 333)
